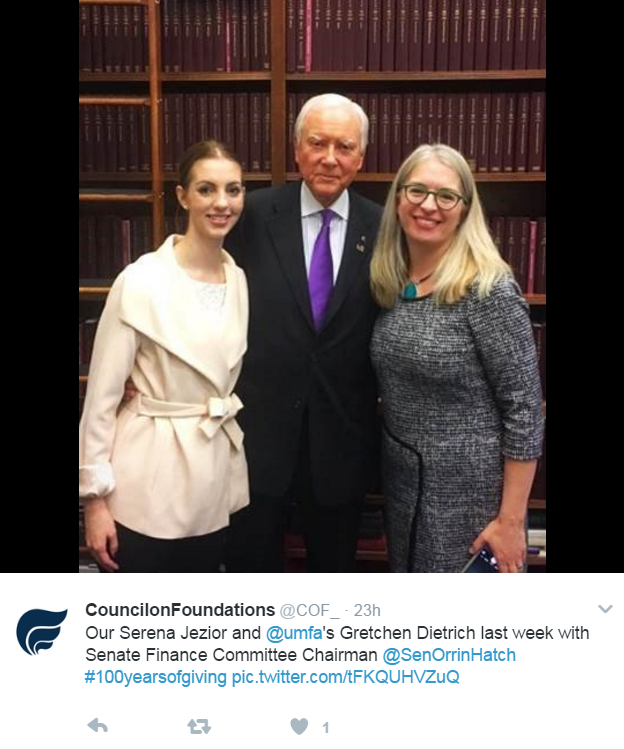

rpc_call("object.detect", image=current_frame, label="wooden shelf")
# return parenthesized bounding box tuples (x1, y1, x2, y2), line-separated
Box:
(287, 70, 547, 82)
(79, 172, 272, 183)
(286, 172, 546, 183)
(80, 72, 272, 83)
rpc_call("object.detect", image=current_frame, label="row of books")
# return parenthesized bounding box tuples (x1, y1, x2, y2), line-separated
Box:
(79, 0, 271, 74)
(288, 91, 546, 173)
(79, 93, 272, 174)
(490, 216, 545, 294)
(287, 0, 546, 72)
(79, 89, 546, 176)
(79, 215, 154, 280)
(78, 211, 546, 290)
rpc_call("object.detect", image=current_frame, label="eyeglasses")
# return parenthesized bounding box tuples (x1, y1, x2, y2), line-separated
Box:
(400, 183, 468, 211)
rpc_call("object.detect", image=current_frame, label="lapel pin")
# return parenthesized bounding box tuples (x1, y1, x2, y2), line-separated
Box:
(356, 236, 366, 253)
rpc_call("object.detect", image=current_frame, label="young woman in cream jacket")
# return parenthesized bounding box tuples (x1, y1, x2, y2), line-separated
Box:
(79, 141, 249, 572)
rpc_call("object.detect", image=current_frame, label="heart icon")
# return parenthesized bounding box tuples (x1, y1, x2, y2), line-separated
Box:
(290, 718, 308, 735)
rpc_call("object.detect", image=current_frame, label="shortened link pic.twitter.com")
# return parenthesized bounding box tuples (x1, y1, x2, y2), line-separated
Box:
(3, 573, 621, 747)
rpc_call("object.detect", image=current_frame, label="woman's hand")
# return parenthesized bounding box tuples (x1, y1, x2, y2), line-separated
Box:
(84, 498, 119, 572)
(469, 516, 526, 573)
(123, 378, 139, 403)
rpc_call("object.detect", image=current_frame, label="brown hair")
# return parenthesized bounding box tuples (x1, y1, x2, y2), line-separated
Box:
(178, 140, 242, 189)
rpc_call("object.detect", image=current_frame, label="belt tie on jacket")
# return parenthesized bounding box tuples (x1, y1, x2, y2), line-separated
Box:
(128, 393, 244, 450)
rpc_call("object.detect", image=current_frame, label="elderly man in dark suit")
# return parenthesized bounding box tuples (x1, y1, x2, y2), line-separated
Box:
(226, 94, 382, 572)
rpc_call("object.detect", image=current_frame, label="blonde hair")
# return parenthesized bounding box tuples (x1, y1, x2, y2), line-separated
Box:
(370, 144, 510, 308)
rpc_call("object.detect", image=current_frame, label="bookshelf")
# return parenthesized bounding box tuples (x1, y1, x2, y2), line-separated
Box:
(79, 0, 546, 572)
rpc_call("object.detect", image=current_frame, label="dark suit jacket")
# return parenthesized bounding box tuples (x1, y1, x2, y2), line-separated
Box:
(227, 181, 382, 507)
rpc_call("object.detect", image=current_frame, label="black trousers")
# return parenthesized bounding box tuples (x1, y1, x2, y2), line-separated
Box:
(226, 420, 362, 573)
(110, 522, 226, 573)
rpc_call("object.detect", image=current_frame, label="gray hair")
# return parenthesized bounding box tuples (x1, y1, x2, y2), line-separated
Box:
(294, 94, 369, 151)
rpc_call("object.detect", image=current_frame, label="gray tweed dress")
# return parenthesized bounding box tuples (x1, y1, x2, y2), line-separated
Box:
(370, 276, 543, 573)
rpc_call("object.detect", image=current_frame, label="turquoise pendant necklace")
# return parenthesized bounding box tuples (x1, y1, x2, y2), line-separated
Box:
(401, 270, 435, 300)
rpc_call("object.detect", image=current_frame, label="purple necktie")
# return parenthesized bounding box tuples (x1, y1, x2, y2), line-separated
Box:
(308, 208, 335, 330)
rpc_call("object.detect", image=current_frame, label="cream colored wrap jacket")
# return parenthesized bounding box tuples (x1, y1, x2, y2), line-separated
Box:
(79, 236, 249, 539)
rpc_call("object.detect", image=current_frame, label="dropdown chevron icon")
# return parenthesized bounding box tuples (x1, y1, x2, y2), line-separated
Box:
(598, 605, 613, 613)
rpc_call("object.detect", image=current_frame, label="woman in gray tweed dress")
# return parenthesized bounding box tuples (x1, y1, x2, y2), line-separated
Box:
(370, 144, 543, 573)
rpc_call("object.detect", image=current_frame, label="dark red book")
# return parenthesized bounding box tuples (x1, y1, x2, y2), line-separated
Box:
(449, 0, 463, 70)
(344, 0, 356, 70)
(204, 1, 215, 72)
(409, 0, 423, 70)
(414, 94, 426, 149)
(474, 0, 489, 70)
(311, 0, 323, 70)
(236, 92, 250, 172)
(132, 6, 146, 73)
(402, 94, 415, 164)
(526, 0, 540, 68)
(488, 0, 503, 69)
(240, 0, 251, 70)
(91, 6, 104, 72)
(528, 91, 545, 171)
(250, 93, 262, 172)
(462, 0, 476, 69)
(79, 6, 92, 72)
(367, 93, 379, 172)
(368, 0, 382, 71)
(182, 0, 193, 71)
(222, 94, 235, 154)
(502, 92, 516, 172)
(214, 0, 227, 71)
(391, 94, 402, 170)
(464, 93, 479, 170)
(381, 0, 394, 71)
(197, 94, 210, 141)
(436, 0, 450, 70)
(488, 92, 505, 171)
(185, 95, 197, 150)
(170, 0, 183, 72)
(513, 0, 528, 69)
(501, 0, 515, 68)
(395, 0, 410, 70)
(250, 0, 262, 70)
(354, 0, 368, 70)
(490, 216, 506, 258)
(444, 93, 457, 148)
(229, 0, 242, 72)
(260, 0, 270, 70)
(378, 94, 392, 172)
(295, 0, 306, 72)
(127, 107, 139, 172)
(262, 92, 271, 172)
(287, 93, 297, 173)
(514, 91, 530, 171)
(476, 93, 491, 171)
(538, 0, 546, 68)
(455, 94, 466, 153)
(117, 106, 128, 172)
(422, 0, 437, 70)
